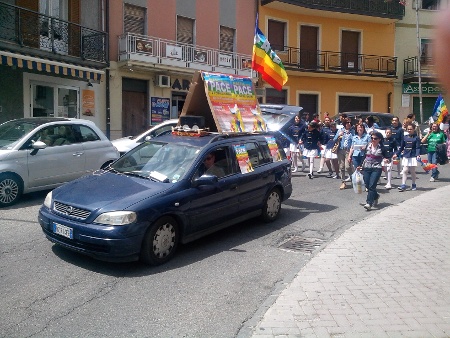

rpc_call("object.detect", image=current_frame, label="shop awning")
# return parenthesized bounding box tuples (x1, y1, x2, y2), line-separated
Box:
(0, 50, 104, 82)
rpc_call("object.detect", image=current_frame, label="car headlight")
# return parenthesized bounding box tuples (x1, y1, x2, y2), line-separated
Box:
(94, 211, 137, 225)
(43, 191, 52, 208)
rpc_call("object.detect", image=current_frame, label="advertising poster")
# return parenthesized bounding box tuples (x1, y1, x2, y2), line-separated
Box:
(264, 136, 281, 162)
(233, 144, 253, 174)
(151, 97, 170, 124)
(81, 89, 95, 116)
(202, 72, 267, 133)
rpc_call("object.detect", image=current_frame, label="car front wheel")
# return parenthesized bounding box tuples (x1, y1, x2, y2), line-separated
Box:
(0, 173, 23, 207)
(261, 188, 281, 223)
(140, 216, 180, 265)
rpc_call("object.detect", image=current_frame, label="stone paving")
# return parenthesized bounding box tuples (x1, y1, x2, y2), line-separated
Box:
(239, 185, 450, 338)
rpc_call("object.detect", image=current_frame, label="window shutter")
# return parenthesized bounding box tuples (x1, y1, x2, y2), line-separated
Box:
(220, 26, 234, 52)
(124, 4, 146, 34)
(69, 0, 80, 24)
(177, 16, 194, 44)
(268, 20, 285, 51)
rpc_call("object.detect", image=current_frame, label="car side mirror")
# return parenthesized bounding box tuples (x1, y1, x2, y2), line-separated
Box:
(32, 140, 47, 150)
(144, 135, 152, 141)
(192, 174, 218, 187)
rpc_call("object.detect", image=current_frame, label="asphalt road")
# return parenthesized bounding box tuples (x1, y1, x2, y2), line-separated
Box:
(1, 164, 449, 338)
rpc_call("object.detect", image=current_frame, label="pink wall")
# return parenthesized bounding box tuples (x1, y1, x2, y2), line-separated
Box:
(236, 0, 256, 55)
(196, 0, 219, 48)
(147, 0, 177, 39)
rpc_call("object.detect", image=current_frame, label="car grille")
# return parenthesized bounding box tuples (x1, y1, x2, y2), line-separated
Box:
(54, 201, 91, 220)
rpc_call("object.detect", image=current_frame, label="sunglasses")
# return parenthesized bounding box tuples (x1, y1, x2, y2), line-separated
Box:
(371, 137, 380, 140)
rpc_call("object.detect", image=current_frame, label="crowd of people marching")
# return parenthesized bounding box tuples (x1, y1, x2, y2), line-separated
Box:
(284, 112, 450, 210)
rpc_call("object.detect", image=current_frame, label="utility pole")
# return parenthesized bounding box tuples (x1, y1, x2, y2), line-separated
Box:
(415, 0, 424, 123)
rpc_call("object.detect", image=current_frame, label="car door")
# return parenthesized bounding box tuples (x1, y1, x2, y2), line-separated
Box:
(233, 141, 275, 214)
(183, 146, 241, 235)
(26, 125, 85, 189)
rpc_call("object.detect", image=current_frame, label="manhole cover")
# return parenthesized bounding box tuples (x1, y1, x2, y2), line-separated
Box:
(279, 236, 325, 253)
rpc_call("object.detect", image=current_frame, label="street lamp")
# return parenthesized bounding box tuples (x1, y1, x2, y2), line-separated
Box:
(415, 0, 424, 123)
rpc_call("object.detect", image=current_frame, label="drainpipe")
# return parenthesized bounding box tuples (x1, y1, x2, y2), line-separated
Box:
(387, 92, 392, 114)
(105, 0, 111, 139)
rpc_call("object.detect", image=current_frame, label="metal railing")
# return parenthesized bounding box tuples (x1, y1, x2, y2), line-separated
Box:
(261, 0, 405, 19)
(403, 56, 436, 78)
(118, 33, 253, 75)
(0, 2, 107, 64)
(276, 47, 397, 77)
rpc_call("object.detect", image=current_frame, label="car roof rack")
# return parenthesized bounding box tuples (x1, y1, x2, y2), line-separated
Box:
(208, 131, 268, 143)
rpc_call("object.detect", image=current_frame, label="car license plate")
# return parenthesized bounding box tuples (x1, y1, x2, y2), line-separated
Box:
(53, 222, 73, 239)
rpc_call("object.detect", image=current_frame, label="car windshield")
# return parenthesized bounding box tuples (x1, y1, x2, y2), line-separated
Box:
(0, 120, 39, 149)
(110, 141, 201, 183)
(261, 112, 292, 131)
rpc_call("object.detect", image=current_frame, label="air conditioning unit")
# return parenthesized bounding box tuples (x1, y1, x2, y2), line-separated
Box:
(157, 75, 171, 88)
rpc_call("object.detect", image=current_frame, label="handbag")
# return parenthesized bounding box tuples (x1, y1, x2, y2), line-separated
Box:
(352, 170, 363, 194)
(331, 136, 342, 154)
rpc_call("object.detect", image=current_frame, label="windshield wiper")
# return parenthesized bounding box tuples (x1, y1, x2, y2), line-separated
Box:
(122, 171, 149, 179)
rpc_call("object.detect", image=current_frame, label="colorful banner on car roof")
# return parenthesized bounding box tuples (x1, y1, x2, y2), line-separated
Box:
(202, 72, 267, 133)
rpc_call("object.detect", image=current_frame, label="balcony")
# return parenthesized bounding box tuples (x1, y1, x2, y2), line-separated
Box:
(277, 47, 397, 78)
(118, 33, 253, 77)
(261, 0, 405, 20)
(0, 2, 107, 68)
(403, 56, 437, 83)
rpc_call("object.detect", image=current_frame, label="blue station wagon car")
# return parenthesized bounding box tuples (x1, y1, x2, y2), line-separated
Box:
(38, 132, 292, 265)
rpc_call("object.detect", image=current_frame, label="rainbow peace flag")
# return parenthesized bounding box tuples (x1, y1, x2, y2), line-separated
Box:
(431, 94, 448, 125)
(251, 18, 288, 91)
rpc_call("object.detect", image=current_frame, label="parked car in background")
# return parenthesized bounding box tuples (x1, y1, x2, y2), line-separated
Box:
(260, 104, 303, 147)
(0, 118, 119, 207)
(112, 119, 178, 155)
(331, 112, 395, 131)
(39, 131, 292, 265)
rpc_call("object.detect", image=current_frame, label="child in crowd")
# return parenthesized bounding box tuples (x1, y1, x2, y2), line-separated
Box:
(300, 121, 322, 179)
(382, 127, 398, 189)
(287, 114, 306, 172)
(393, 123, 421, 191)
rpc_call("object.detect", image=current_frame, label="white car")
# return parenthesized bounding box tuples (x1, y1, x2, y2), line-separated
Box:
(112, 119, 178, 155)
(0, 117, 120, 207)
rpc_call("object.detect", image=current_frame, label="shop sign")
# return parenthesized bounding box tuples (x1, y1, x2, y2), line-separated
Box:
(166, 45, 182, 59)
(218, 53, 233, 67)
(150, 97, 170, 124)
(81, 89, 95, 116)
(402, 83, 443, 94)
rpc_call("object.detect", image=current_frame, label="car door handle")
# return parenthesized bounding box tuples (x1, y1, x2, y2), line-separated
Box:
(73, 152, 84, 157)
(229, 183, 238, 190)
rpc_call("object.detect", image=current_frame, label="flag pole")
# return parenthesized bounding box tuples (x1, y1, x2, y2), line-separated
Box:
(415, 0, 424, 123)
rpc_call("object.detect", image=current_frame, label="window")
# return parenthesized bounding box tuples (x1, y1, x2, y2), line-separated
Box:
(420, 39, 433, 65)
(420, 0, 440, 10)
(195, 147, 235, 179)
(177, 16, 194, 44)
(268, 20, 286, 51)
(338, 96, 370, 112)
(78, 125, 100, 142)
(124, 4, 146, 34)
(32, 84, 79, 118)
(299, 94, 318, 117)
(220, 26, 235, 52)
(266, 88, 287, 104)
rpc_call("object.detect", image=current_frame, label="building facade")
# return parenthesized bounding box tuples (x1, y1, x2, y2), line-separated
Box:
(394, 0, 448, 123)
(257, 0, 405, 119)
(0, 0, 107, 129)
(108, 0, 255, 139)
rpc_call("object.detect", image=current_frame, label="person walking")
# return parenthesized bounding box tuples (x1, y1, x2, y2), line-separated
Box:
(287, 114, 306, 172)
(381, 127, 398, 189)
(348, 123, 370, 168)
(317, 116, 332, 174)
(364, 115, 379, 135)
(393, 123, 421, 191)
(334, 119, 354, 189)
(322, 121, 340, 178)
(358, 131, 390, 210)
(421, 122, 447, 181)
(391, 116, 404, 179)
(300, 121, 322, 179)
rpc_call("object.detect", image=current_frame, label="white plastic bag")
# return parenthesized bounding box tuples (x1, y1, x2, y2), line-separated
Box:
(352, 170, 363, 194)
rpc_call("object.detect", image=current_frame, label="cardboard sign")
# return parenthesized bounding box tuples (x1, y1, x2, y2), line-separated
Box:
(265, 136, 282, 162)
(180, 71, 266, 133)
(233, 144, 254, 174)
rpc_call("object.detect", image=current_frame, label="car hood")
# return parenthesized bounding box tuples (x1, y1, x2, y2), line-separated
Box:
(52, 171, 171, 211)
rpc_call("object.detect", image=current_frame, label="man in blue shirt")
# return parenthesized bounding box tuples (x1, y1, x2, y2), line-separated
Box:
(391, 116, 404, 178)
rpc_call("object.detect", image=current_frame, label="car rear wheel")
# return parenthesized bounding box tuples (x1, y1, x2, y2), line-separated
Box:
(261, 188, 281, 223)
(140, 216, 179, 265)
(0, 173, 23, 207)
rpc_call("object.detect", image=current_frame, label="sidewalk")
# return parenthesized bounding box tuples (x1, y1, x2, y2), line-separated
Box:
(238, 185, 450, 338)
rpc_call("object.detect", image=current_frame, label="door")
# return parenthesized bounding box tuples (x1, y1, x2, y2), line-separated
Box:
(341, 31, 360, 72)
(26, 125, 85, 189)
(299, 94, 318, 117)
(122, 78, 148, 137)
(300, 25, 318, 69)
(338, 96, 370, 112)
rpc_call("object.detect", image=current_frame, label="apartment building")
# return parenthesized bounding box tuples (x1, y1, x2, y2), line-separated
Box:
(257, 0, 405, 118)
(0, 0, 107, 128)
(395, 0, 449, 123)
(108, 0, 255, 139)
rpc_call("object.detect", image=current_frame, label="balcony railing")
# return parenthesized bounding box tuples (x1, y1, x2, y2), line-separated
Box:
(276, 47, 397, 77)
(118, 33, 253, 77)
(0, 2, 107, 65)
(403, 56, 437, 82)
(261, 0, 405, 20)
